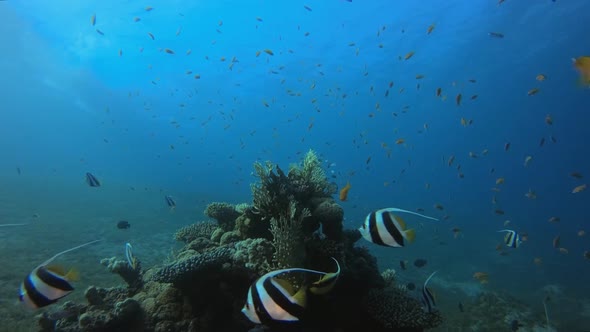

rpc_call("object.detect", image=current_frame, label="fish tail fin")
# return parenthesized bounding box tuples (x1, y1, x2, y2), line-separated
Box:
(65, 268, 80, 282)
(404, 229, 416, 243)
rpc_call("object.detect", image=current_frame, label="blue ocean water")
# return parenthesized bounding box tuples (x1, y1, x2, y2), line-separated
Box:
(1, 0, 589, 330)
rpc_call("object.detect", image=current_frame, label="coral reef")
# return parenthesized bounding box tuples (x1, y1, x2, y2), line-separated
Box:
(269, 201, 308, 270)
(100, 257, 143, 292)
(151, 246, 236, 285)
(204, 202, 241, 231)
(173, 221, 218, 243)
(363, 286, 443, 330)
(35, 151, 444, 332)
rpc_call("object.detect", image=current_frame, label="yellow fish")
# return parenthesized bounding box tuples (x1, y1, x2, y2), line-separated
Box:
(572, 184, 587, 194)
(573, 56, 590, 85)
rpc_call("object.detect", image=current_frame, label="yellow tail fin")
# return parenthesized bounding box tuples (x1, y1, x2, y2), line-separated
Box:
(404, 229, 416, 243)
(65, 268, 80, 282)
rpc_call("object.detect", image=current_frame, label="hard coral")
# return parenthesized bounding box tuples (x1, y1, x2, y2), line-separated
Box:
(174, 221, 218, 243)
(312, 198, 344, 241)
(232, 238, 274, 275)
(151, 246, 235, 285)
(100, 257, 143, 293)
(363, 286, 443, 330)
(204, 202, 241, 231)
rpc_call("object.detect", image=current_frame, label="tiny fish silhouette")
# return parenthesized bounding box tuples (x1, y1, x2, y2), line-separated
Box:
(85, 172, 100, 187)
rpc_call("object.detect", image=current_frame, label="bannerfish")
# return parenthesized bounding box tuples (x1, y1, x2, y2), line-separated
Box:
(421, 270, 438, 313)
(125, 242, 138, 270)
(359, 207, 438, 247)
(85, 172, 100, 187)
(498, 229, 522, 248)
(242, 259, 340, 324)
(19, 240, 101, 309)
(165, 195, 176, 209)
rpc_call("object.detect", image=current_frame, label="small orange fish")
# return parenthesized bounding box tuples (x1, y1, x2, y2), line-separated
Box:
(147, 32, 155, 40)
(548, 217, 560, 223)
(527, 88, 540, 96)
(578, 230, 586, 237)
(404, 51, 415, 60)
(570, 172, 584, 179)
(415, 74, 425, 79)
(533, 257, 542, 266)
(263, 49, 274, 56)
(339, 182, 351, 201)
(456, 93, 462, 106)
(90, 14, 96, 26)
(496, 177, 505, 185)
(164, 48, 175, 54)
(536, 74, 547, 81)
(572, 184, 587, 193)
(134, 17, 141, 22)
(436, 87, 441, 97)
(194, 74, 201, 79)
(145, 6, 153, 11)
(558, 247, 569, 254)
(395, 138, 405, 145)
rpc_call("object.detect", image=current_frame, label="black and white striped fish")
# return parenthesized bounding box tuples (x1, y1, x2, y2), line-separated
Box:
(242, 259, 340, 324)
(164, 195, 176, 208)
(359, 207, 438, 247)
(85, 172, 100, 187)
(19, 240, 101, 309)
(19, 265, 77, 309)
(498, 229, 522, 248)
(421, 271, 438, 313)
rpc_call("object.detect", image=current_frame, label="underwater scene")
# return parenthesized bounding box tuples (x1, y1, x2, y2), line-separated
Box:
(1, 0, 589, 331)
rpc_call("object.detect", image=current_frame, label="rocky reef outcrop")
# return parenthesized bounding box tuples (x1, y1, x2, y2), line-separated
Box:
(36, 150, 443, 332)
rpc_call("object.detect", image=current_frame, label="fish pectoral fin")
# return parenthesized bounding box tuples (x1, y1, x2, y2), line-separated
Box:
(273, 278, 295, 295)
(292, 285, 307, 307)
(65, 268, 80, 282)
(389, 213, 407, 230)
(404, 229, 416, 243)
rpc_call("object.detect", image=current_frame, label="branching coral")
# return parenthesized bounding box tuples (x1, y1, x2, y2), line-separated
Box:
(250, 149, 336, 225)
(269, 201, 309, 270)
(288, 149, 333, 198)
